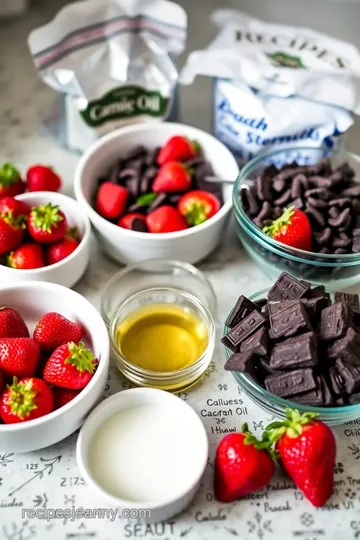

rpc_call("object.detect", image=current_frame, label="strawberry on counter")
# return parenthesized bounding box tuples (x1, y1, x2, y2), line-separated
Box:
(26, 165, 62, 192)
(0, 163, 24, 198)
(262, 206, 312, 251)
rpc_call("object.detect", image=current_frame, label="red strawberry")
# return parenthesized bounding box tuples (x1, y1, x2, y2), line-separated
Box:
(152, 162, 192, 193)
(0, 370, 3, 393)
(178, 190, 221, 226)
(265, 408, 336, 507)
(28, 203, 67, 244)
(34, 312, 84, 352)
(8, 243, 45, 269)
(54, 387, 80, 409)
(26, 165, 62, 192)
(262, 206, 312, 251)
(0, 377, 54, 424)
(118, 212, 147, 231)
(0, 163, 24, 198)
(0, 213, 25, 255)
(0, 308, 29, 338)
(157, 136, 199, 165)
(43, 341, 97, 390)
(214, 424, 275, 502)
(0, 338, 40, 378)
(96, 182, 129, 220)
(45, 228, 80, 265)
(146, 206, 188, 233)
(0, 197, 31, 219)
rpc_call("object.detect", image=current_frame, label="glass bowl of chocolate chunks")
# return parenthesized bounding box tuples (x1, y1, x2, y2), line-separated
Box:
(233, 146, 360, 291)
(222, 271, 360, 426)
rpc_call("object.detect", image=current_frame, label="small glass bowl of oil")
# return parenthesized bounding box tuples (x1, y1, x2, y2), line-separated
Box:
(102, 260, 216, 392)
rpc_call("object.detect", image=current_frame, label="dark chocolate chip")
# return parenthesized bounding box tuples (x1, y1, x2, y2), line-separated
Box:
(269, 332, 317, 370)
(256, 175, 273, 202)
(305, 188, 331, 201)
(332, 233, 351, 248)
(329, 206, 340, 219)
(307, 197, 327, 209)
(328, 197, 352, 208)
(289, 198, 304, 209)
(253, 202, 274, 228)
(265, 368, 316, 398)
(328, 207, 351, 228)
(306, 205, 326, 227)
(131, 218, 148, 232)
(240, 187, 259, 217)
(291, 175, 305, 199)
(314, 228, 331, 246)
(274, 189, 292, 206)
(126, 176, 141, 198)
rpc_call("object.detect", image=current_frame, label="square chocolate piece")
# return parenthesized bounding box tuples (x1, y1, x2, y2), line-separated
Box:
(265, 368, 316, 398)
(240, 327, 269, 356)
(318, 303, 350, 341)
(224, 350, 254, 372)
(269, 332, 317, 370)
(334, 292, 360, 314)
(335, 359, 360, 393)
(269, 301, 312, 339)
(267, 272, 310, 302)
(225, 296, 259, 329)
(222, 310, 266, 351)
(291, 376, 324, 407)
(268, 300, 297, 315)
(327, 367, 347, 396)
(328, 327, 360, 366)
(320, 375, 334, 406)
(349, 392, 360, 405)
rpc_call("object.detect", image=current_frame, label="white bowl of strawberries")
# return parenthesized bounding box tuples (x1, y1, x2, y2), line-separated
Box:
(74, 123, 239, 264)
(0, 191, 91, 288)
(0, 281, 110, 453)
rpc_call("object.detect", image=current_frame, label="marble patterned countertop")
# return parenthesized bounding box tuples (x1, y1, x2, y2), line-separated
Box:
(1, 2, 360, 540)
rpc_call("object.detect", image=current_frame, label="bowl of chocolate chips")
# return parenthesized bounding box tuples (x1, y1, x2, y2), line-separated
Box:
(233, 146, 360, 291)
(222, 271, 360, 426)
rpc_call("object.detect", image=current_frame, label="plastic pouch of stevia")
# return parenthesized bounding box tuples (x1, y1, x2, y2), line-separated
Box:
(180, 10, 360, 165)
(28, 0, 187, 153)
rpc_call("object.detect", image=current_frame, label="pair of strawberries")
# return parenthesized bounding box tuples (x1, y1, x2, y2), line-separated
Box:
(0, 163, 61, 199)
(0, 308, 97, 424)
(0, 198, 79, 269)
(215, 408, 336, 507)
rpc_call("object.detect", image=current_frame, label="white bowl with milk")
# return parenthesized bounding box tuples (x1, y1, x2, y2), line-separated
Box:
(76, 388, 209, 523)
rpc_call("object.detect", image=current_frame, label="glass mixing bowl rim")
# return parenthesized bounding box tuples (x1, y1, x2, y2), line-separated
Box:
(223, 286, 360, 415)
(232, 145, 360, 262)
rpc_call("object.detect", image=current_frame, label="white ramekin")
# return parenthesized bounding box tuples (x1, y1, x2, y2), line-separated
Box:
(74, 122, 239, 264)
(0, 191, 91, 288)
(76, 388, 209, 523)
(0, 281, 110, 453)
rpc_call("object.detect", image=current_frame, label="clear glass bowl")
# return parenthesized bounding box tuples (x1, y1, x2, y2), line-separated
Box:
(101, 260, 217, 392)
(223, 287, 360, 426)
(233, 146, 360, 291)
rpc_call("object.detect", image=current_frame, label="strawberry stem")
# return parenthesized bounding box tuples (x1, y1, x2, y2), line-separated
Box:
(0, 163, 20, 186)
(242, 423, 278, 458)
(262, 206, 295, 237)
(6, 377, 37, 419)
(191, 139, 201, 156)
(65, 342, 96, 374)
(66, 226, 78, 240)
(264, 407, 319, 444)
(31, 203, 63, 233)
(1, 210, 26, 229)
(136, 193, 157, 207)
(184, 202, 207, 226)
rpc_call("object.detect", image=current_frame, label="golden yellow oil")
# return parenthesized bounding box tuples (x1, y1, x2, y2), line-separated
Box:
(116, 303, 209, 372)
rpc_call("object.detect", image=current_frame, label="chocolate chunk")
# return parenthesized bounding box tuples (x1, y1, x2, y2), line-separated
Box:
(290, 198, 304, 209)
(145, 147, 160, 166)
(328, 367, 347, 395)
(126, 176, 141, 198)
(225, 296, 259, 329)
(335, 359, 360, 393)
(305, 188, 331, 201)
(253, 202, 273, 227)
(349, 392, 360, 405)
(308, 176, 332, 188)
(306, 205, 326, 227)
(352, 199, 360, 214)
(302, 297, 329, 323)
(291, 175, 304, 199)
(352, 236, 360, 252)
(307, 197, 327, 209)
(224, 350, 254, 372)
(308, 285, 329, 300)
(329, 206, 340, 219)
(270, 332, 317, 370)
(274, 189, 292, 206)
(147, 193, 167, 213)
(332, 233, 351, 248)
(335, 396, 347, 406)
(254, 298, 267, 308)
(124, 145, 147, 161)
(320, 247, 330, 254)
(342, 185, 360, 197)
(131, 218, 148, 232)
(140, 167, 158, 193)
(240, 187, 259, 217)
(259, 357, 279, 375)
(314, 228, 331, 246)
(328, 207, 351, 229)
(222, 310, 266, 351)
(268, 272, 310, 302)
(334, 292, 360, 313)
(328, 197, 352, 208)
(320, 375, 334, 406)
(265, 369, 316, 398)
(291, 376, 324, 406)
(334, 248, 347, 254)
(273, 177, 286, 192)
(240, 327, 269, 356)
(256, 175, 272, 201)
(328, 328, 360, 366)
(268, 300, 296, 315)
(270, 301, 312, 339)
(319, 303, 350, 341)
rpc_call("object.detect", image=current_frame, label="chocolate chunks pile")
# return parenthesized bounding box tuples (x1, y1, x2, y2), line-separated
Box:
(240, 158, 360, 254)
(222, 271, 360, 407)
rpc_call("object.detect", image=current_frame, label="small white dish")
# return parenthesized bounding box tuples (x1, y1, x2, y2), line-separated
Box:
(74, 122, 239, 265)
(0, 191, 91, 288)
(0, 281, 110, 453)
(76, 388, 208, 523)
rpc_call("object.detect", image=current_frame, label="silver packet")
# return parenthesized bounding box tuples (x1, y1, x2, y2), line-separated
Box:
(28, 0, 187, 154)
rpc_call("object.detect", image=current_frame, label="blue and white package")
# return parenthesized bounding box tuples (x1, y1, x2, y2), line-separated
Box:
(180, 10, 360, 164)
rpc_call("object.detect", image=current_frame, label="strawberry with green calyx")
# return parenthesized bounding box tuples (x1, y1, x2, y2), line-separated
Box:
(262, 206, 312, 251)
(8, 242, 45, 269)
(0, 212, 26, 255)
(0, 197, 31, 219)
(28, 203, 67, 244)
(214, 423, 275, 502)
(157, 136, 200, 166)
(0, 163, 24, 198)
(263, 408, 336, 507)
(0, 376, 54, 424)
(43, 341, 98, 390)
(178, 190, 221, 226)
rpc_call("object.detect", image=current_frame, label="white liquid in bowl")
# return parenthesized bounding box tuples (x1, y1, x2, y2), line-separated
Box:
(87, 404, 205, 502)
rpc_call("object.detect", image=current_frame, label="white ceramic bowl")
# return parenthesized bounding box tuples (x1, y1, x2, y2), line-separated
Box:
(0, 191, 91, 288)
(0, 281, 110, 453)
(77, 388, 208, 523)
(74, 122, 239, 264)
